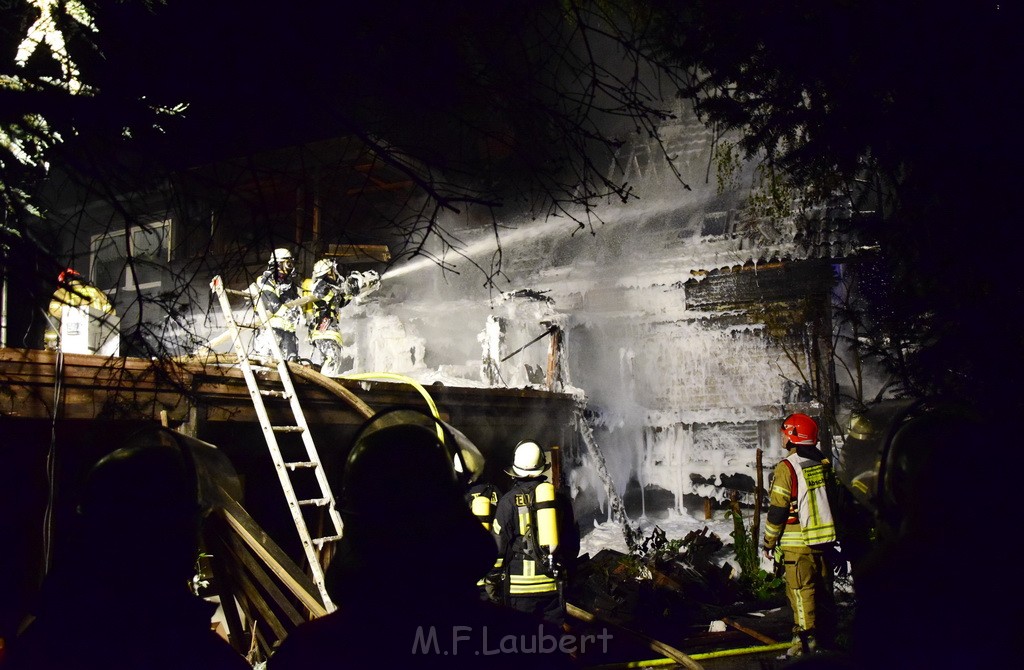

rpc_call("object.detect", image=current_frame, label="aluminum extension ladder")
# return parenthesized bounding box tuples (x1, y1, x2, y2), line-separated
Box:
(209, 275, 341, 613)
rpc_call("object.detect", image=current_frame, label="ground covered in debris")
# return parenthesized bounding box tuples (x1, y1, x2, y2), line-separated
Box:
(568, 510, 857, 668)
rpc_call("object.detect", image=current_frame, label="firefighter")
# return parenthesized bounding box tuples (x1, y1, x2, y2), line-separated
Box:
(306, 258, 351, 377)
(466, 481, 502, 601)
(762, 413, 839, 658)
(492, 441, 579, 627)
(43, 268, 115, 351)
(269, 408, 573, 669)
(4, 428, 250, 670)
(250, 248, 302, 361)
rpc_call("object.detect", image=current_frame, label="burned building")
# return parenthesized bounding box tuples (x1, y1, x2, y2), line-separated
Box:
(2, 96, 875, 660)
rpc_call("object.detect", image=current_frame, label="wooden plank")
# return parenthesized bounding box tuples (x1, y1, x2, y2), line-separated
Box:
(721, 617, 777, 645)
(213, 496, 328, 617)
(231, 557, 289, 641)
(567, 602, 703, 670)
(323, 243, 391, 263)
(203, 530, 251, 656)
(0, 347, 579, 427)
(221, 529, 307, 627)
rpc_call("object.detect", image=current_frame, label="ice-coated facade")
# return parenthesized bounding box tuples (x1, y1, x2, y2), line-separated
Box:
(317, 103, 853, 525)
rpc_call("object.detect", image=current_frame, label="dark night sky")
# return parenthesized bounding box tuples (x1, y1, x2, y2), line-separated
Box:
(82, 1, 528, 168)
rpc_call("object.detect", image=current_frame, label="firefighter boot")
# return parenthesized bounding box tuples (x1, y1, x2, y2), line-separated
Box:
(783, 630, 817, 658)
(784, 634, 804, 658)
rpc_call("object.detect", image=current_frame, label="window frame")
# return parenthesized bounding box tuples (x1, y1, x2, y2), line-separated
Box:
(89, 218, 173, 292)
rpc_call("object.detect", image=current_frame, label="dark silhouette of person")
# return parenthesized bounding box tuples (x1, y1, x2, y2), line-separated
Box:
(3, 428, 250, 670)
(847, 406, 1017, 670)
(267, 408, 578, 669)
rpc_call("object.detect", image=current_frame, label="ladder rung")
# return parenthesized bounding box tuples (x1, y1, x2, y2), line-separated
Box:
(313, 535, 343, 547)
(298, 498, 330, 507)
(223, 287, 254, 297)
(272, 425, 305, 433)
(260, 390, 289, 398)
(285, 461, 318, 470)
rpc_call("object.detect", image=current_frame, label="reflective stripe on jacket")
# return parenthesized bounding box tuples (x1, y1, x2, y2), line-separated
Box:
(308, 277, 347, 342)
(786, 453, 837, 546)
(764, 452, 837, 549)
(493, 478, 558, 595)
(255, 273, 301, 332)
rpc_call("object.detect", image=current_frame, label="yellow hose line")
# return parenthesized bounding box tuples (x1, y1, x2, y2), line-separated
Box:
(692, 642, 791, 660)
(339, 372, 444, 442)
(585, 643, 792, 669)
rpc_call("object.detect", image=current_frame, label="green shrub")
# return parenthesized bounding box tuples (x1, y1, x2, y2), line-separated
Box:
(726, 509, 785, 601)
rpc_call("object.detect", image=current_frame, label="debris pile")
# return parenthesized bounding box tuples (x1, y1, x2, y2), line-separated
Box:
(566, 524, 785, 652)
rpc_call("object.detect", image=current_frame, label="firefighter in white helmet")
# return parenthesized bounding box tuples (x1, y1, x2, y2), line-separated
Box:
(303, 258, 383, 376)
(491, 441, 579, 627)
(305, 258, 350, 377)
(250, 248, 302, 361)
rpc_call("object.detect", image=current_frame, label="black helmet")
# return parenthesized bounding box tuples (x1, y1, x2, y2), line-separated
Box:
(328, 408, 495, 599)
(338, 407, 484, 510)
(75, 428, 211, 585)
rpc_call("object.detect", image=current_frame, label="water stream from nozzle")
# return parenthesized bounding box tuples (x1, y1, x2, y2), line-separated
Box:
(380, 209, 603, 283)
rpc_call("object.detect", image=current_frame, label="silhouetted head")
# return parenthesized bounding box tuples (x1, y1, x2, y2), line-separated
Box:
(76, 428, 205, 586)
(327, 408, 494, 601)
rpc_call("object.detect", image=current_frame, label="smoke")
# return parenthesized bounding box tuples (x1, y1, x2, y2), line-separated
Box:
(319, 105, 795, 527)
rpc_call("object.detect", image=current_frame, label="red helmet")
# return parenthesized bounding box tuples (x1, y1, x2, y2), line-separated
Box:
(782, 413, 818, 446)
(58, 267, 81, 284)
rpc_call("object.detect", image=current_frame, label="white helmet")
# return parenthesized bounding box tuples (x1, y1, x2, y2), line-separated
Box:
(508, 441, 549, 478)
(312, 258, 336, 279)
(269, 248, 294, 264)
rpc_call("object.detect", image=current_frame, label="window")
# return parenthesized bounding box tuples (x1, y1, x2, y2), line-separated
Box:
(90, 219, 172, 292)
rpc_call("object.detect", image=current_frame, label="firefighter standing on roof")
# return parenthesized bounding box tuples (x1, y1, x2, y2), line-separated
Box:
(251, 248, 302, 361)
(306, 258, 352, 377)
(492, 441, 579, 627)
(762, 413, 839, 658)
(43, 268, 114, 350)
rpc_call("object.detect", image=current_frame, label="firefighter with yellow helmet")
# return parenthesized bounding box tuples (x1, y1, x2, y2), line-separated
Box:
(762, 413, 839, 658)
(492, 441, 579, 626)
(250, 248, 302, 361)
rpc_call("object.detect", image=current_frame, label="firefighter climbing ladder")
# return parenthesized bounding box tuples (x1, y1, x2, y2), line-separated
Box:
(209, 275, 341, 613)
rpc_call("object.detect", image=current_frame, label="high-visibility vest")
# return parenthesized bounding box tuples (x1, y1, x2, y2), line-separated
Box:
(781, 453, 837, 547)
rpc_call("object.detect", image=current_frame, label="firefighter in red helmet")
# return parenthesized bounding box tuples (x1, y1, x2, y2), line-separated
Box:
(43, 268, 114, 351)
(762, 413, 839, 658)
